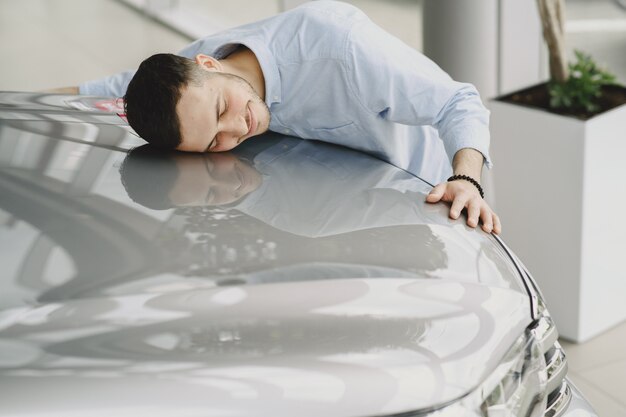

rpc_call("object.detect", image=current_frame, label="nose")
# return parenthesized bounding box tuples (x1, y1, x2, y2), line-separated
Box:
(217, 113, 248, 149)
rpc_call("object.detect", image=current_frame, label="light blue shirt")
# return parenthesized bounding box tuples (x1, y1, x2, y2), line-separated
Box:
(80, 1, 492, 184)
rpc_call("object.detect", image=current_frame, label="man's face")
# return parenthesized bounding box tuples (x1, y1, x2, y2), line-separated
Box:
(176, 72, 271, 153)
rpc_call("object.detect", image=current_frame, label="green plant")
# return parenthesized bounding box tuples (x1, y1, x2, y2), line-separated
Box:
(548, 50, 617, 113)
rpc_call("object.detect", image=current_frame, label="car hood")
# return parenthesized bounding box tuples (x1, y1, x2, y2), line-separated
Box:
(0, 278, 529, 417)
(0, 92, 532, 416)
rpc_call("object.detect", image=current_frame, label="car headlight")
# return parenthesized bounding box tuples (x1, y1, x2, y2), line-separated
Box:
(400, 243, 571, 417)
(478, 328, 547, 416)
(420, 327, 548, 417)
(410, 314, 570, 417)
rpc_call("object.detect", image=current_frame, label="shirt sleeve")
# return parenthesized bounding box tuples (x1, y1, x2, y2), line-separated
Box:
(77, 37, 208, 97)
(78, 70, 136, 97)
(345, 19, 492, 169)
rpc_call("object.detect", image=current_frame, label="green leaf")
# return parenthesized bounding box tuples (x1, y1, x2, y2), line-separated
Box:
(548, 49, 619, 114)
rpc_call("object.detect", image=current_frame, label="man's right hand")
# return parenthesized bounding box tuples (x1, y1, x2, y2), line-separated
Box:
(426, 180, 501, 235)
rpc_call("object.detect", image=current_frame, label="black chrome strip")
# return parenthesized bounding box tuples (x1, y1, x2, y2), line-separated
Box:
(492, 233, 539, 319)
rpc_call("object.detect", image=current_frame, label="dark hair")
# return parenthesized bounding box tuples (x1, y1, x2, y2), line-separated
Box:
(123, 53, 209, 149)
(119, 145, 179, 210)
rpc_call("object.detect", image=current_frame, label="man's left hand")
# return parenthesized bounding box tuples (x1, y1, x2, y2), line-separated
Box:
(426, 180, 501, 234)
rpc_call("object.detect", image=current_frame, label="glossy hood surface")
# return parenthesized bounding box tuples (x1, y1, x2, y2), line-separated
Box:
(0, 92, 531, 416)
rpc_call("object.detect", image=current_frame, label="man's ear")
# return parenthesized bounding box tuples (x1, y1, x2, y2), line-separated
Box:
(195, 54, 223, 72)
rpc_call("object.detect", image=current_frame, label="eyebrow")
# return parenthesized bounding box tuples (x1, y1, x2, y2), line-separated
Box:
(203, 93, 221, 152)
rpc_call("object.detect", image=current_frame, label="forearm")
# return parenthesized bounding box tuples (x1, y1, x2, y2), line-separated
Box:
(78, 70, 137, 97)
(452, 148, 484, 182)
(435, 84, 492, 170)
(42, 86, 79, 94)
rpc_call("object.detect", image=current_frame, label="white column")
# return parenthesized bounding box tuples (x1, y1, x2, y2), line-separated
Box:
(423, 0, 499, 100)
(423, 0, 544, 99)
(498, 0, 545, 94)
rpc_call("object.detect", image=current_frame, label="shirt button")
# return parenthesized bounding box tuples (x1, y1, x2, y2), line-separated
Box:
(284, 129, 289, 134)
(273, 96, 279, 101)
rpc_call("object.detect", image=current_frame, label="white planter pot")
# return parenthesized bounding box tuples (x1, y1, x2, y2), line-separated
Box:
(490, 94, 626, 343)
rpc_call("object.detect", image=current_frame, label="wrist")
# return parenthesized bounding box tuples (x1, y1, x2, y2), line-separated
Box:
(452, 148, 484, 181)
(447, 174, 484, 199)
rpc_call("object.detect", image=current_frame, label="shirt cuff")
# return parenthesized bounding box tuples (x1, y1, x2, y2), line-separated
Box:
(445, 136, 493, 170)
(79, 81, 106, 96)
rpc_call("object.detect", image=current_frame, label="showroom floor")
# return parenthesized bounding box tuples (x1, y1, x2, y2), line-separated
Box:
(0, 0, 625, 415)
(560, 321, 626, 415)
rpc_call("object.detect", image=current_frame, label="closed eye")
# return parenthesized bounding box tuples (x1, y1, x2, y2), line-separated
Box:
(205, 98, 226, 152)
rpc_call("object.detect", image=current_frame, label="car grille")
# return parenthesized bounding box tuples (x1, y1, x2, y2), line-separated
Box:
(533, 316, 572, 416)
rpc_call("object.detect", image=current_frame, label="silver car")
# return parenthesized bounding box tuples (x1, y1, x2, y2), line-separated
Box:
(0, 92, 596, 416)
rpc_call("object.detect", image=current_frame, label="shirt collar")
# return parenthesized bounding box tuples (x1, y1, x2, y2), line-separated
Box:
(212, 38, 282, 107)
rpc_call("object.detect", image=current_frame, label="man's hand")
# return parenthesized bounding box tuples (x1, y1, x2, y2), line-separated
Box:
(426, 180, 501, 234)
(425, 148, 501, 234)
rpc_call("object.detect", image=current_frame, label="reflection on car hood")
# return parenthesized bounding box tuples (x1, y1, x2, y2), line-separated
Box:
(0, 92, 531, 416)
(0, 278, 529, 416)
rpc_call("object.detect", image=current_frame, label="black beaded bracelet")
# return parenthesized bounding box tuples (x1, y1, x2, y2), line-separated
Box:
(447, 174, 484, 199)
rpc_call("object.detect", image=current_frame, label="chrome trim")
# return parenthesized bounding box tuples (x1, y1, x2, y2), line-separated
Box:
(492, 234, 539, 319)
(545, 342, 568, 394)
(529, 316, 559, 354)
(545, 381, 572, 417)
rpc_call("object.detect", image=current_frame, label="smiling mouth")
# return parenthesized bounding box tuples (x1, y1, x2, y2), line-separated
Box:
(246, 104, 252, 135)
(239, 105, 251, 144)
(239, 103, 256, 145)
(247, 103, 256, 135)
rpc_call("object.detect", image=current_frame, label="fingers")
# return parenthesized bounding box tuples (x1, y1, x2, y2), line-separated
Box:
(466, 200, 481, 228)
(425, 183, 446, 203)
(427, 181, 502, 234)
(493, 213, 502, 235)
(477, 204, 501, 235)
(451, 193, 502, 235)
(449, 196, 466, 220)
(480, 205, 493, 233)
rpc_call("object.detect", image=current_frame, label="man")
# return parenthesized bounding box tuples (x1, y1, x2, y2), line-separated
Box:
(54, 1, 501, 234)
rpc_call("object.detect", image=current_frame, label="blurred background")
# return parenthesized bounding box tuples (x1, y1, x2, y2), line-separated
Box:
(0, 0, 624, 93)
(0, 0, 625, 415)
